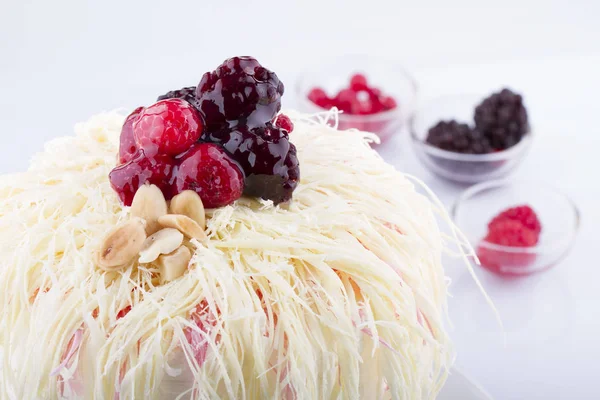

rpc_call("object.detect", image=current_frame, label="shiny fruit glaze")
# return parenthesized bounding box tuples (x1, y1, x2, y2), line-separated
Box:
(109, 150, 175, 206)
(118, 107, 144, 164)
(196, 56, 284, 131)
(174, 144, 244, 209)
(133, 99, 203, 156)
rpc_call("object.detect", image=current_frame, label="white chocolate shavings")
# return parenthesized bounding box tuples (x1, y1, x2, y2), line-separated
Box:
(0, 109, 476, 399)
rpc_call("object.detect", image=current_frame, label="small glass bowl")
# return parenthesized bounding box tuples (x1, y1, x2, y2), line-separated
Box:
(410, 94, 532, 183)
(452, 180, 580, 276)
(295, 54, 418, 142)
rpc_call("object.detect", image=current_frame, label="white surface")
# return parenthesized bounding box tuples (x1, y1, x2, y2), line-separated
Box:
(1, 1, 599, 399)
(439, 368, 493, 400)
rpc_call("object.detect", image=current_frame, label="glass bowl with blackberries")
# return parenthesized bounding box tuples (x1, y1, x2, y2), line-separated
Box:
(409, 89, 532, 183)
(295, 54, 417, 142)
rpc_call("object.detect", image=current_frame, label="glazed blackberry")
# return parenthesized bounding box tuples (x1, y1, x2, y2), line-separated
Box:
(196, 56, 284, 131)
(474, 88, 529, 150)
(157, 86, 202, 111)
(426, 120, 493, 154)
(202, 123, 299, 204)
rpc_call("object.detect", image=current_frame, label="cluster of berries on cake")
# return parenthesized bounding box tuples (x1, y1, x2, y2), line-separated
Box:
(110, 56, 299, 207)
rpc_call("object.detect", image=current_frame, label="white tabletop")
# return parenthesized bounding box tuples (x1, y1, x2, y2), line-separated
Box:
(1, 1, 599, 398)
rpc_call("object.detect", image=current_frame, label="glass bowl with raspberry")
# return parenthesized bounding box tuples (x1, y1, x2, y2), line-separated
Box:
(452, 180, 580, 276)
(295, 54, 417, 142)
(409, 92, 533, 183)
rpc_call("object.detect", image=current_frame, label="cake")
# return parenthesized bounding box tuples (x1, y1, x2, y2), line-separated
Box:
(0, 57, 461, 399)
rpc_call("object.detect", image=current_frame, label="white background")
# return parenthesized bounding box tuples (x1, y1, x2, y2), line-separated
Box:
(1, 1, 599, 399)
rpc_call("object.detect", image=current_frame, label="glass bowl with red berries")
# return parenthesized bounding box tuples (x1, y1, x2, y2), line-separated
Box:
(295, 54, 417, 142)
(409, 90, 533, 183)
(452, 180, 580, 276)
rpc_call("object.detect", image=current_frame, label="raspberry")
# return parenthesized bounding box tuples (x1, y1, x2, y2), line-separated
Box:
(174, 143, 244, 208)
(426, 120, 493, 154)
(274, 114, 294, 133)
(118, 107, 144, 164)
(349, 73, 368, 91)
(133, 99, 203, 156)
(484, 219, 538, 247)
(157, 86, 202, 111)
(476, 219, 538, 273)
(196, 56, 284, 131)
(489, 205, 541, 237)
(474, 88, 529, 150)
(202, 123, 300, 204)
(109, 150, 175, 206)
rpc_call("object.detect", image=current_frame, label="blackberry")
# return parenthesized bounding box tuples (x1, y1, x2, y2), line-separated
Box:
(474, 88, 529, 150)
(202, 123, 299, 204)
(426, 120, 493, 154)
(157, 86, 202, 111)
(196, 56, 284, 131)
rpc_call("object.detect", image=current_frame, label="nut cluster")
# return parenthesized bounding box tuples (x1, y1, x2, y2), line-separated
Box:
(96, 184, 207, 284)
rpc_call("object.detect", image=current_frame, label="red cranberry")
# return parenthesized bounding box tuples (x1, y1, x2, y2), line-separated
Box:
(308, 87, 331, 109)
(274, 114, 294, 133)
(118, 107, 144, 165)
(349, 73, 368, 91)
(381, 96, 397, 111)
(335, 89, 359, 114)
(109, 150, 176, 206)
(174, 143, 244, 208)
(133, 99, 203, 156)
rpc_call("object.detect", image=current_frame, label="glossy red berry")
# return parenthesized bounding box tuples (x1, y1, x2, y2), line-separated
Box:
(349, 73, 368, 91)
(133, 99, 203, 156)
(109, 150, 175, 206)
(174, 143, 244, 208)
(274, 114, 294, 133)
(118, 107, 144, 164)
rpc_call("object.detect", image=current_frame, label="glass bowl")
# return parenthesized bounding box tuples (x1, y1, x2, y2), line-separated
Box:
(409, 94, 532, 183)
(452, 180, 580, 276)
(295, 54, 417, 142)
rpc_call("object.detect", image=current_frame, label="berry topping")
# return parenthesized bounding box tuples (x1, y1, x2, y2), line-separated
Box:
(174, 143, 244, 208)
(488, 205, 541, 236)
(307, 74, 397, 115)
(426, 120, 493, 154)
(274, 114, 294, 133)
(202, 123, 300, 204)
(109, 150, 175, 206)
(474, 88, 529, 150)
(133, 99, 203, 156)
(157, 86, 202, 111)
(118, 107, 144, 164)
(111, 56, 301, 208)
(196, 56, 284, 130)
